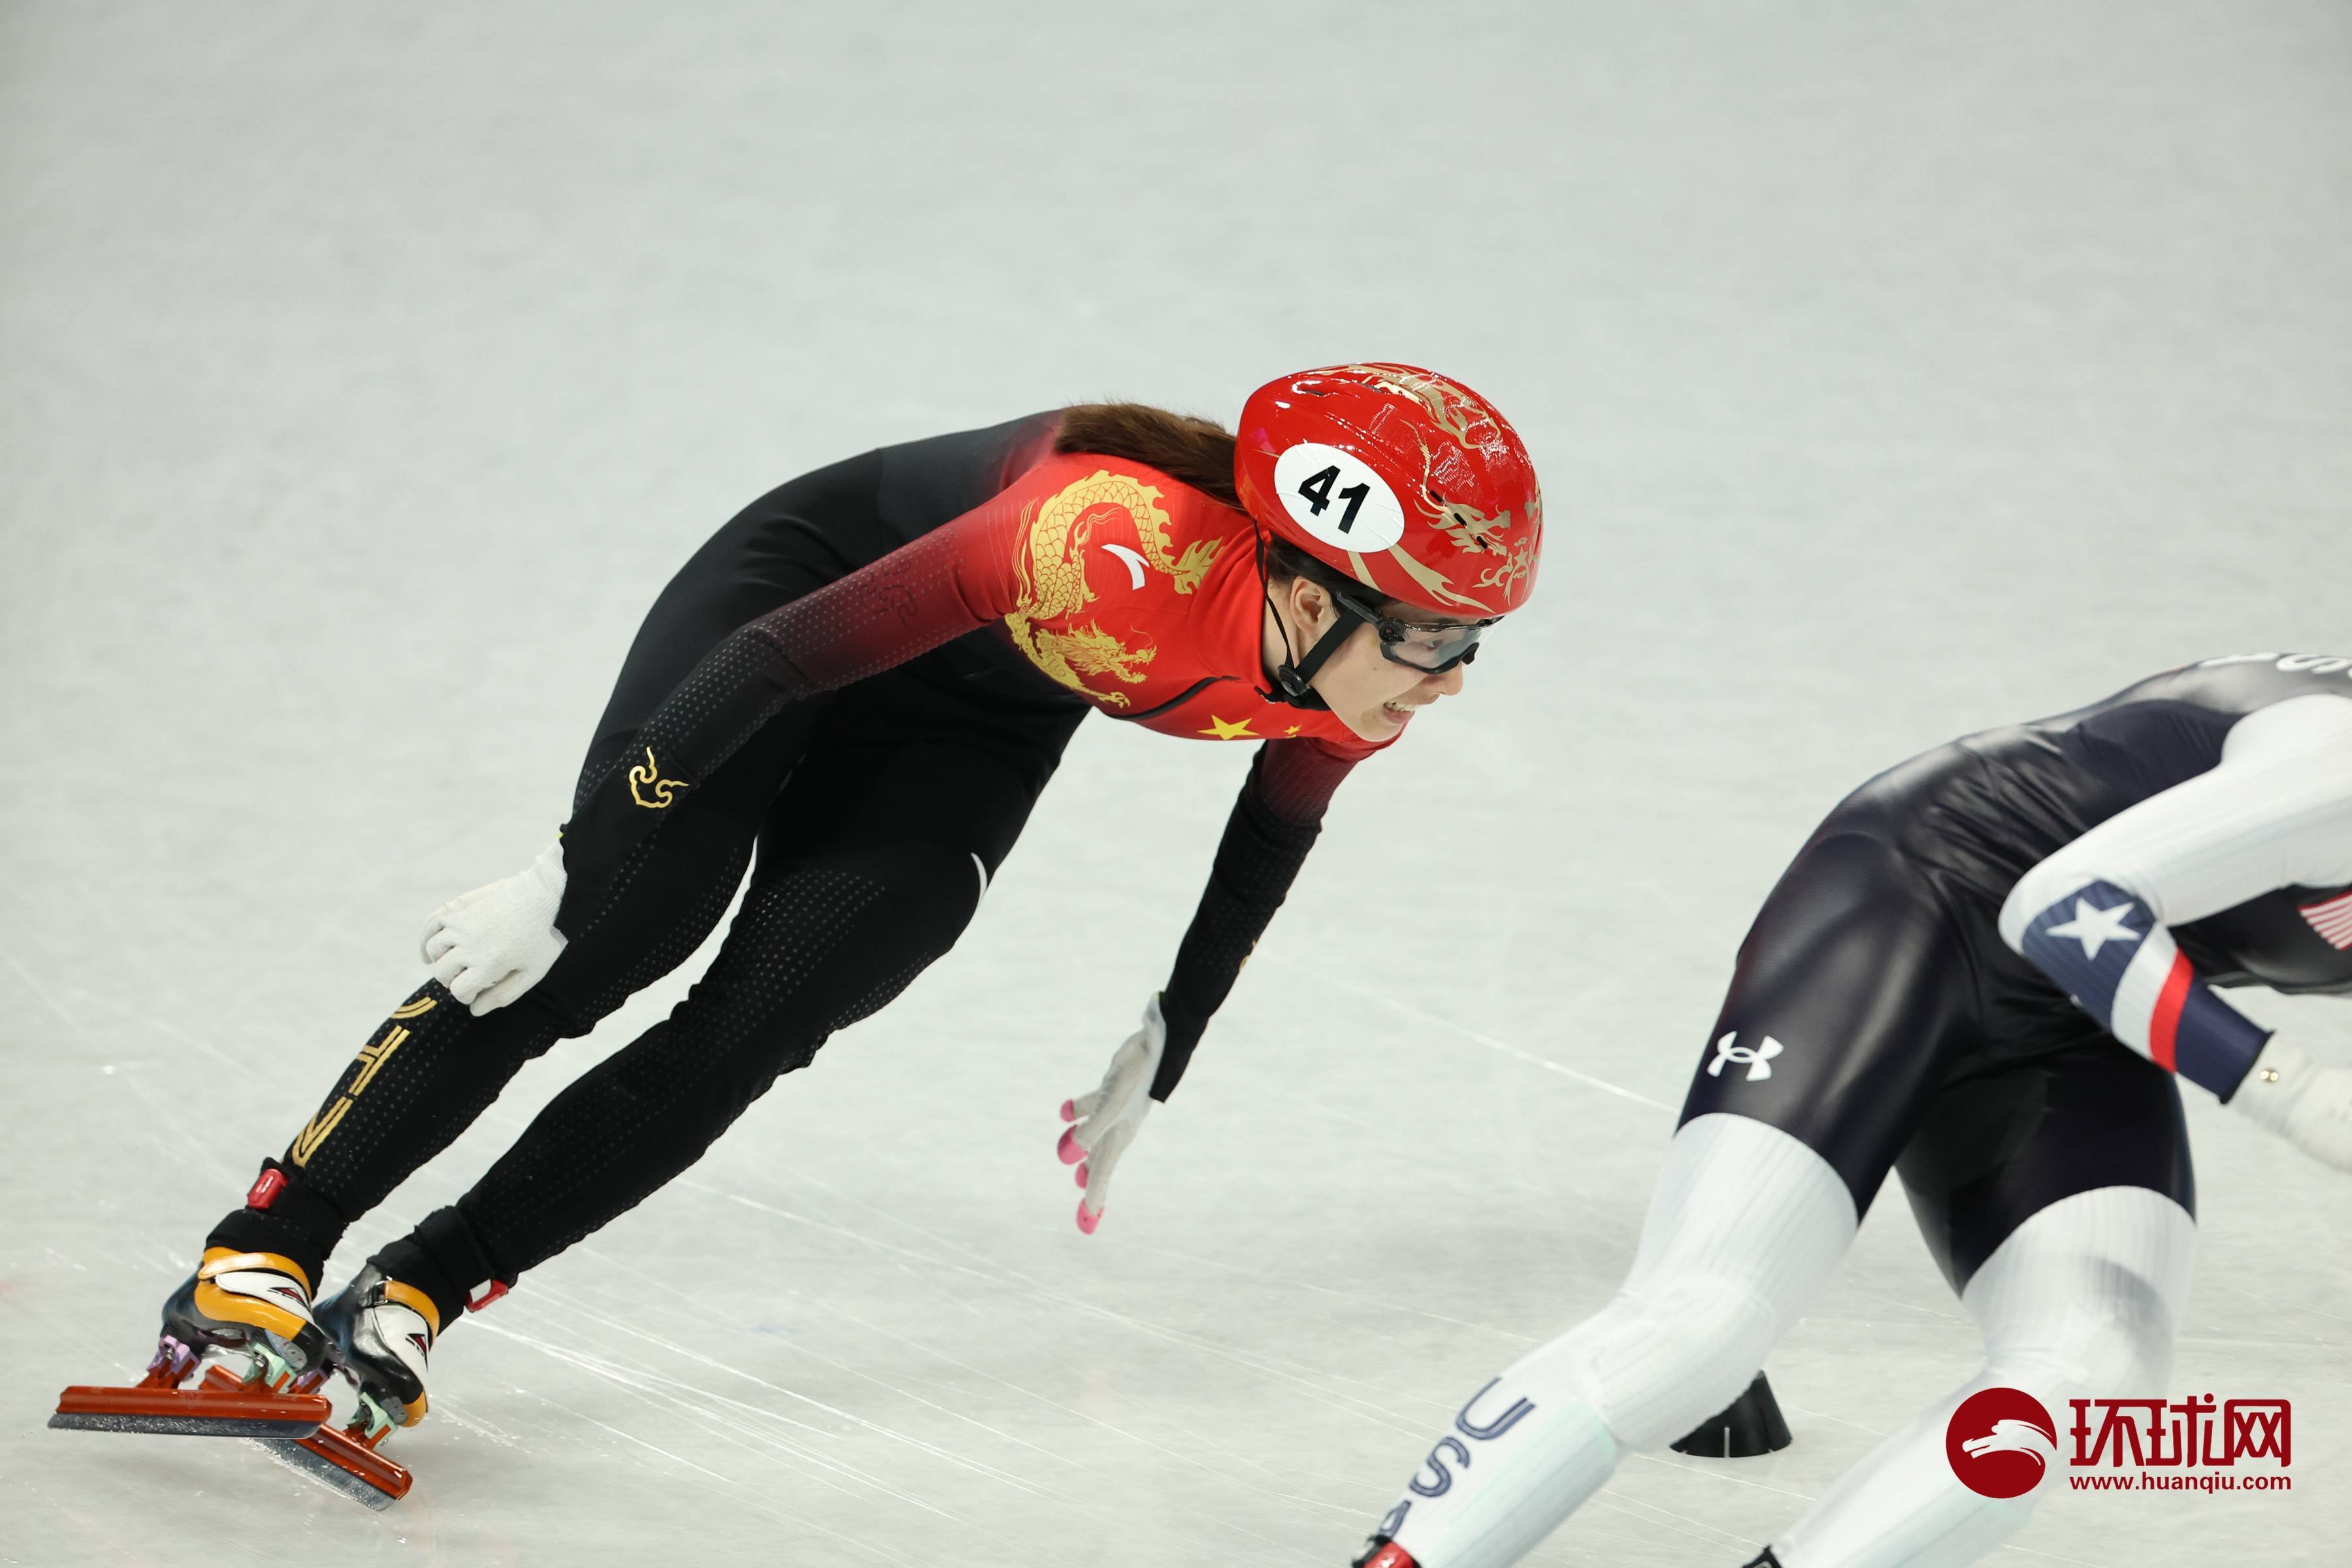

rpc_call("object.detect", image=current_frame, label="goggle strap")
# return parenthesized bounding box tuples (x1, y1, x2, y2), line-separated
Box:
(1275, 614, 1356, 709)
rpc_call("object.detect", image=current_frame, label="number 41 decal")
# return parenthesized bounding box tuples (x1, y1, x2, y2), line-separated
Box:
(1296, 465, 1371, 533)
(1271, 442, 1403, 550)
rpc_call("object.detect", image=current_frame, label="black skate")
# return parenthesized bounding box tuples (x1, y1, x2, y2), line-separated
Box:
(52, 1247, 333, 1440)
(225, 1260, 443, 1510)
(318, 1262, 440, 1434)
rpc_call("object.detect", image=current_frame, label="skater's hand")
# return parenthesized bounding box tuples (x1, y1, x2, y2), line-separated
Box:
(1056, 995, 1166, 1234)
(420, 841, 568, 1015)
(2232, 1040, 2352, 1172)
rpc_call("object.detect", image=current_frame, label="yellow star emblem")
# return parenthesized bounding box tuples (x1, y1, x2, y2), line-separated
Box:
(1199, 715, 1257, 740)
(1285, 725, 1301, 736)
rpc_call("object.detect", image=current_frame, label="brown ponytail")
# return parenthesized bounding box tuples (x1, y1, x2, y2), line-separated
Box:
(1055, 403, 1240, 511)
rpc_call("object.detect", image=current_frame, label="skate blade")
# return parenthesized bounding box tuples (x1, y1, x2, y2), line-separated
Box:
(255, 1433, 409, 1510)
(51, 1382, 329, 1439)
(199, 1364, 413, 1509)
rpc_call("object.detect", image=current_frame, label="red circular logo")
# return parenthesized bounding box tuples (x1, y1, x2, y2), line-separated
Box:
(1945, 1387, 2058, 1498)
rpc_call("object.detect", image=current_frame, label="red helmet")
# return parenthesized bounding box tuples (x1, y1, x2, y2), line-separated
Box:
(1233, 363, 1543, 616)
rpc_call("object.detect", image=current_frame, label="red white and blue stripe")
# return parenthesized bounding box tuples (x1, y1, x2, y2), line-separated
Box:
(2018, 879, 2272, 1099)
(2300, 890, 2352, 951)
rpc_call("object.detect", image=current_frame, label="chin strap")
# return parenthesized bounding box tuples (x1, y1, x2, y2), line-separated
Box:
(1258, 531, 1353, 711)
(1273, 619, 1360, 709)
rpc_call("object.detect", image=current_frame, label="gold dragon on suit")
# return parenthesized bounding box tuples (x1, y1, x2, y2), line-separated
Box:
(1004, 469, 1222, 706)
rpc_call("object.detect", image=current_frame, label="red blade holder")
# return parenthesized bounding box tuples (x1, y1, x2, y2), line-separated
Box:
(202, 1364, 414, 1505)
(53, 1358, 331, 1439)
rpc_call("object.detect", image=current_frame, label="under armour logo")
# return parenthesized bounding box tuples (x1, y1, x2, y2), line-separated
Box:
(1708, 1032, 1784, 1081)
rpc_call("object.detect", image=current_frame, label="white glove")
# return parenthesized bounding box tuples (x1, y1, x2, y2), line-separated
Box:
(1055, 995, 1167, 1235)
(419, 841, 569, 1015)
(2231, 1039, 2352, 1172)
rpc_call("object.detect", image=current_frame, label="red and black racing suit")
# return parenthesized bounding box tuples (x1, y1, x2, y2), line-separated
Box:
(214, 414, 1391, 1322)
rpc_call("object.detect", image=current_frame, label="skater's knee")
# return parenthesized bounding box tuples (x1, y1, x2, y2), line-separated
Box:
(1977, 1261, 2180, 1412)
(734, 1021, 832, 1096)
(813, 840, 987, 949)
(1604, 1276, 1781, 1450)
(689, 843, 981, 1036)
(1549, 1118, 1852, 1456)
(1966, 1189, 2193, 1407)
(1516, 1275, 1779, 1454)
(1987, 1297, 2176, 1406)
(1627, 1116, 1856, 1324)
(610, 841, 986, 1132)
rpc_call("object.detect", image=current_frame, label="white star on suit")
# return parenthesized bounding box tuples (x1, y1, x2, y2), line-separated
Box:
(2045, 897, 2143, 960)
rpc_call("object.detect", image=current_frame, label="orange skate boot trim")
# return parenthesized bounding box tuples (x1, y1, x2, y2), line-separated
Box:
(382, 1278, 442, 1337)
(191, 1249, 318, 1347)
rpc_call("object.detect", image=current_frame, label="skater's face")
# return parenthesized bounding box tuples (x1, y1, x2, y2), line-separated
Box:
(1263, 576, 1478, 742)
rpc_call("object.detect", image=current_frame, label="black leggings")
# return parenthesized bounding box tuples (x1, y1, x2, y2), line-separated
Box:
(214, 451, 1085, 1316)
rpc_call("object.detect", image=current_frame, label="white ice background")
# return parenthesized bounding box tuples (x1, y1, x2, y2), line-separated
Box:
(2, 3, 2347, 1564)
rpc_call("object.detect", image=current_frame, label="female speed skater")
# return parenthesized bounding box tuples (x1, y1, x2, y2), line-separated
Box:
(1354, 652, 2352, 1568)
(54, 365, 1548, 1498)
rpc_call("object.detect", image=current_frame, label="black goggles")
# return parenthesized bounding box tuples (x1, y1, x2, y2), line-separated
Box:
(1330, 589, 1501, 674)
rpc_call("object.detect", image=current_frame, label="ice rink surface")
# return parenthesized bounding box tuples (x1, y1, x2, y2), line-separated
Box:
(3, 2, 2348, 1563)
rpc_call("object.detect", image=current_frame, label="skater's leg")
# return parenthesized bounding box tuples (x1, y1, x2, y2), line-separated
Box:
(384, 672, 1083, 1320)
(1362, 831, 1980, 1568)
(206, 708, 820, 1288)
(203, 982, 559, 1287)
(1759, 1051, 2196, 1568)
(1371, 1117, 1855, 1568)
(446, 838, 988, 1282)
(1752, 1188, 2191, 1568)
(311, 831, 998, 1430)
(199, 456, 906, 1282)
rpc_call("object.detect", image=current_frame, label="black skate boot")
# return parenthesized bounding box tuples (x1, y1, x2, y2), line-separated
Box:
(193, 1261, 448, 1510)
(318, 1262, 442, 1435)
(163, 1247, 334, 1385)
(52, 1248, 335, 1441)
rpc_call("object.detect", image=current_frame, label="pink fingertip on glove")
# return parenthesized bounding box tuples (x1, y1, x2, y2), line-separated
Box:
(1059, 1100, 1076, 1122)
(1056, 1127, 1086, 1165)
(1075, 1163, 1089, 1189)
(1075, 1200, 1101, 1235)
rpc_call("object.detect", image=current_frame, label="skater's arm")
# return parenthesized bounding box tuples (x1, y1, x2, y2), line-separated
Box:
(555, 495, 1026, 933)
(1150, 737, 1361, 1100)
(1999, 693, 2352, 1098)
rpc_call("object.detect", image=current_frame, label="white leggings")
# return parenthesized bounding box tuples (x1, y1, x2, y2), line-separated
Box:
(1379, 1114, 2195, 1568)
